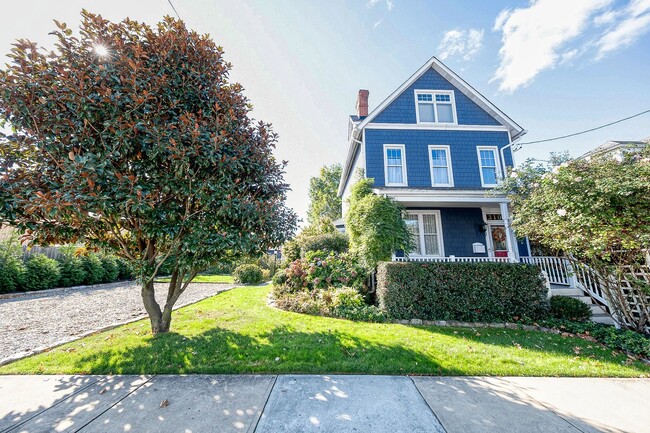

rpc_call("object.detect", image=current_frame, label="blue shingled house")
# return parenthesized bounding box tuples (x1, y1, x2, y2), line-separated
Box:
(338, 56, 531, 261)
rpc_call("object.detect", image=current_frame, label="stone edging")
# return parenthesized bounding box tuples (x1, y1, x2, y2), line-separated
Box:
(0, 280, 136, 300)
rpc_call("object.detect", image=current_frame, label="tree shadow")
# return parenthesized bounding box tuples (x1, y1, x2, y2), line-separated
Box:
(68, 325, 464, 376)
(407, 324, 650, 374)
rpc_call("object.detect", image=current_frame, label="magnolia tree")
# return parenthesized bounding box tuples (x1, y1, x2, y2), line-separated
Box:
(500, 149, 650, 332)
(0, 12, 297, 335)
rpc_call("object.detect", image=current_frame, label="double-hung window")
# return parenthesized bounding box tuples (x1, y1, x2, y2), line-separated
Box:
(428, 145, 453, 187)
(404, 211, 444, 257)
(384, 144, 407, 186)
(477, 146, 501, 187)
(415, 91, 456, 124)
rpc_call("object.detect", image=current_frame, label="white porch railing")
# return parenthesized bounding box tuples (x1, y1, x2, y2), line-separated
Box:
(519, 256, 572, 286)
(394, 256, 512, 263)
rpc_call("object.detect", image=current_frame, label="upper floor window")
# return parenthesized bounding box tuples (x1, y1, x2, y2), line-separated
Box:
(415, 90, 456, 124)
(384, 144, 407, 186)
(477, 146, 501, 187)
(428, 145, 453, 187)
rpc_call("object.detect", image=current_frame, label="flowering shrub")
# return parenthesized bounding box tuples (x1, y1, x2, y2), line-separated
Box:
(275, 250, 366, 293)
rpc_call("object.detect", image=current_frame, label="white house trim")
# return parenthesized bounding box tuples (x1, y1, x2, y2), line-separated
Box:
(376, 188, 509, 204)
(427, 145, 454, 187)
(356, 55, 526, 140)
(383, 144, 408, 187)
(364, 123, 509, 132)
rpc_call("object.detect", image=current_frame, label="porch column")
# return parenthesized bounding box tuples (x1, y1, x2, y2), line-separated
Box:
(499, 202, 519, 261)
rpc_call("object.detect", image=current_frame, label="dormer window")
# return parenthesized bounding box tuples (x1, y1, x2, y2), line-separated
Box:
(415, 90, 456, 124)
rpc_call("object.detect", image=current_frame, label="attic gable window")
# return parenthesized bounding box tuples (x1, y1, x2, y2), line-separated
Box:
(415, 90, 456, 124)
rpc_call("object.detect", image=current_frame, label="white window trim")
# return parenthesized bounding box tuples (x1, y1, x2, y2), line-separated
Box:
(405, 210, 445, 257)
(383, 144, 408, 187)
(414, 90, 457, 125)
(428, 145, 454, 187)
(477, 146, 502, 187)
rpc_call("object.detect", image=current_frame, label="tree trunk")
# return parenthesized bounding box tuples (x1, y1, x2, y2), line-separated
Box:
(141, 268, 197, 336)
(141, 279, 166, 336)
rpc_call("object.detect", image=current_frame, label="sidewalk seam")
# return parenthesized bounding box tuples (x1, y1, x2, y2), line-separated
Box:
(501, 378, 588, 433)
(408, 376, 448, 433)
(249, 374, 278, 433)
(0, 376, 101, 433)
(74, 375, 156, 433)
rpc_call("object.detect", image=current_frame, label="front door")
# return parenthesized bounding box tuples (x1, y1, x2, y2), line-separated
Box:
(489, 225, 509, 257)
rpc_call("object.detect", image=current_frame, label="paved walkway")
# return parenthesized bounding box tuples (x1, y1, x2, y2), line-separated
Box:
(1, 375, 648, 433)
(0, 282, 235, 364)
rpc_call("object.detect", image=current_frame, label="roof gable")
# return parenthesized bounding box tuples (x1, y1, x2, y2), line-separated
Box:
(356, 56, 525, 139)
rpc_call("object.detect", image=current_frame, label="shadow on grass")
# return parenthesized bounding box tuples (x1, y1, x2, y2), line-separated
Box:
(408, 324, 650, 373)
(71, 325, 463, 375)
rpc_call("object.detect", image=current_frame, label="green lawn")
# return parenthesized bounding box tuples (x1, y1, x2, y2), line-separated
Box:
(155, 274, 234, 284)
(2, 286, 648, 376)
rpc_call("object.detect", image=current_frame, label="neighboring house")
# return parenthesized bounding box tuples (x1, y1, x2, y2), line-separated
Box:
(338, 56, 530, 260)
(579, 138, 650, 160)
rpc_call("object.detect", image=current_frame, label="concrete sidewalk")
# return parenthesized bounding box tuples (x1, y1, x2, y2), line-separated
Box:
(1, 375, 648, 433)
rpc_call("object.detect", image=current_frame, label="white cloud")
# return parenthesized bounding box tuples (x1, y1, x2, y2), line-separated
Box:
(596, 0, 650, 58)
(373, 20, 382, 29)
(438, 28, 484, 61)
(367, 0, 393, 11)
(492, 0, 612, 93)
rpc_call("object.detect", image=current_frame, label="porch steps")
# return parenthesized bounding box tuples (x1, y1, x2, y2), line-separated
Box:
(550, 285, 615, 326)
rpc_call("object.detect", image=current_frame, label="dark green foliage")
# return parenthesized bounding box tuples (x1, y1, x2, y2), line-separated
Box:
(541, 318, 650, 358)
(116, 258, 135, 280)
(233, 264, 264, 285)
(377, 262, 549, 322)
(56, 255, 87, 287)
(81, 254, 106, 285)
(271, 269, 288, 287)
(300, 233, 348, 256)
(23, 254, 60, 291)
(203, 261, 236, 275)
(100, 256, 119, 283)
(345, 178, 413, 268)
(549, 296, 592, 322)
(0, 238, 26, 293)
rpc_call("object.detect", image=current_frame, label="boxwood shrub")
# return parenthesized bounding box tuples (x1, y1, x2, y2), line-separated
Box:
(23, 254, 60, 291)
(377, 261, 549, 322)
(56, 255, 87, 287)
(549, 295, 592, 322)
(233, 264, 264, 285)
(81, 254, 106, 285)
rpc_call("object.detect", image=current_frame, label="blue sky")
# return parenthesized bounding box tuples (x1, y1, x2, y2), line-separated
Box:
(2, 0, 649, 221)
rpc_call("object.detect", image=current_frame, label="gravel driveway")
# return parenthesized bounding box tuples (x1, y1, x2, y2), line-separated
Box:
(0, 281, 235, 364)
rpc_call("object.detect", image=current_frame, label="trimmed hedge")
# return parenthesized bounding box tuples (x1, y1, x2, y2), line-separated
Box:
(377, 261, 549, 322)
(57, 255, 87, 287)
(549, 295, 592, 322)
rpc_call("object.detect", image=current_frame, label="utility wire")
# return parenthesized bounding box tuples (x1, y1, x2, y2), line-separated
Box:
(167, 0, 182, 20)
(515, 108, 650, 147)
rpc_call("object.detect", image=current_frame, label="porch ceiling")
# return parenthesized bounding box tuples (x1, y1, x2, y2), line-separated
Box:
(373, 188, 508, 208)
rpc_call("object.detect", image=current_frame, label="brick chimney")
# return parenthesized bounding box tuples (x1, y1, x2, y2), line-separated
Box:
(356, 89, 369, 117)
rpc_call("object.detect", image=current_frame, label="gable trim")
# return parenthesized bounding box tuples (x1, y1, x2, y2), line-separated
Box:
(364, 123, 509, 132)
(356, 56, 525, 140)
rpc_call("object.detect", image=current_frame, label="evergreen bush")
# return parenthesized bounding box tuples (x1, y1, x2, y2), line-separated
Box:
(377, 261, 549, 322)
